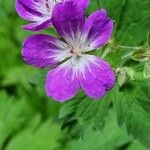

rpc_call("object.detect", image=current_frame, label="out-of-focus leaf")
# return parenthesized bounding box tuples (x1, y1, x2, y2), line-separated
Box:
(0, 91, 35, 149)
(28, 69, 48, 87)
(2, 66, 37, 91)
(127, 140, 147, 150)
(0, 34, 19, 75)
(6, 119, 62, 150)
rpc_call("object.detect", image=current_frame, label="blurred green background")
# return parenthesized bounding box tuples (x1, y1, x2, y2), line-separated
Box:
(0, 0, 150, 150)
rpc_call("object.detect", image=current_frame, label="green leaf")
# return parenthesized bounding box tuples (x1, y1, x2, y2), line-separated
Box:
(112, 80, 150, 147)
(59, 92, 113, 138)
(115, 0, 150, 45)
(66, 110, 132, 150)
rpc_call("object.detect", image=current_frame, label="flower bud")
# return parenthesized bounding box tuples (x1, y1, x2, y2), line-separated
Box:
(116, 67, 134, 87)
(143, 61, 150, 78)
(132, 47, 150, 62)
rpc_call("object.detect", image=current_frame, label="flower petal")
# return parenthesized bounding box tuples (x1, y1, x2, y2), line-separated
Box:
(46, 59, 80, 102)
(22, 34, 71, 68)
(15, 0, 54, 31)
(16, 0, 42, 21)
(82, 9, 113, 51)
(22, 19, 52, 31)
(71, 0, 90, 9)
(51, 2, 85, 43)
(79, 55, 115, 99)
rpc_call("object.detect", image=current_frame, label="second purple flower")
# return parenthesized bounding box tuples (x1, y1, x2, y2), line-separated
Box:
(15, 0, 89, 31)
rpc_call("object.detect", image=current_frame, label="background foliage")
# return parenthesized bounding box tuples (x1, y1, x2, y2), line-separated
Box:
(0, 0, 150, 150)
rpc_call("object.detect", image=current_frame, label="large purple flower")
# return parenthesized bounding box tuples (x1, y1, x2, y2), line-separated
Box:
(22, 2, 115, 102)
(15, 0, 89, 31)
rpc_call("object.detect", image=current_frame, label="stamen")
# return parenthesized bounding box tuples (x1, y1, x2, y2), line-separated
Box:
(70, 48, 81, 57)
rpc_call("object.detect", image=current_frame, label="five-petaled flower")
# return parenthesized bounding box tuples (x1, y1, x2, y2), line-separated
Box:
(15, 0, 89, 31)
(20, 1, 115, 102)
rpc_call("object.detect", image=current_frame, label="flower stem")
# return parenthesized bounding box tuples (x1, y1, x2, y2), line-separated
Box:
(117, 45, 141, 49)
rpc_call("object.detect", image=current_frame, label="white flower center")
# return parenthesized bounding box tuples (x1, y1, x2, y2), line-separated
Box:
(70, 48, 82, 57)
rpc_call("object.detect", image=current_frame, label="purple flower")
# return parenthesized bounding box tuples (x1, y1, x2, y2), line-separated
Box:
(22, 2, 115, 102)
(15, 0, 89, 31)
